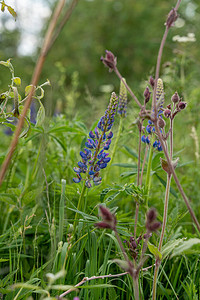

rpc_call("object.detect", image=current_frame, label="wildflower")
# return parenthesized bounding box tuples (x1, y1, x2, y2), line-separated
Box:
(73, 92, 118, 187)
(101, 50, 117, 72)
(118, 78, 127, 117)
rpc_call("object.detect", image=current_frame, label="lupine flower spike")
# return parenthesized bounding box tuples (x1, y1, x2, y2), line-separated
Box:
(141, 78, 165, 152)
(118, 78, 127, 117)
(73, 92, 118, 188)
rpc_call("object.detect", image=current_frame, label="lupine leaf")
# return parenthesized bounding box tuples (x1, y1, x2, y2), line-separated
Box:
(148, 242, 162, 260)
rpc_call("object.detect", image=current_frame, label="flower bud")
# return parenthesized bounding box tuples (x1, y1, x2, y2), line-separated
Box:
(164, 109, 171, 118)
(157, 116, 166, 128)
(167, 104, 171, 109)
(149, 76, 155, 88)
(101, 50, 117, 72)
(165, 8, 178, 28)
(177, 101, 187, 110)
(171, 91, 179, 104)
(144, 86, 151, 104)
(146, 208, 157, 223)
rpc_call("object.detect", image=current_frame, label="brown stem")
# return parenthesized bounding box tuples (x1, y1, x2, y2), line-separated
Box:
(114, 67, 142, 109)
(155, 123, 200, 232)
(0, 0, 70, 186)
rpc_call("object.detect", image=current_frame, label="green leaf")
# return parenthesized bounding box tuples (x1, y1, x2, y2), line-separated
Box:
(7, 5, 17, 20)
(148, 242, 162, 260)
(0, 59, 12, 68)
(155, 174, 178, 198)
(36, 101, 45, 127)
(113, 259, 130, 272)
(112, 163, 137, 168)
(1, 1, 5, 12)
(13, 77, 21, 86)
(0, 258, 9, 263)
(25, 85, 34, 96)
(161, 239, 184, 259)
(170, 238, 200, 258)
(123, 145, 138, 159)
(120, 171, 138, 178)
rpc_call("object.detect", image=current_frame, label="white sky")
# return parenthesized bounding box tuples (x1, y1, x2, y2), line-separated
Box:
(0, 0, 52, 55)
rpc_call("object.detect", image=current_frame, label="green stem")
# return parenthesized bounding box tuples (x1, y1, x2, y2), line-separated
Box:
(145, 145, 153, 208)
(104, 117, 123, 182)
(73, 182, 87, 233)
(152, 173, 171, 300)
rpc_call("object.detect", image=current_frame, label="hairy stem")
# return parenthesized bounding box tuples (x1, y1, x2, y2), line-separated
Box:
(145, 145, 153, 208)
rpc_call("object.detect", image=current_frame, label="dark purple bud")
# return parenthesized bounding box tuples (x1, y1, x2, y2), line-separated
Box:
(164, 109, 171, 118)
(177, 101, 187, 110)
(146, 125, 152, 134)
(101, 50, 117, 72)
(144, 86, 151, 104)
(103, 157, 111, 163)
(148, 221, 161, 232)
(146, 208, 157, 223)
(99, 205, 113, 221)
(149, 76, 155, 88)
(99, 162, 107, 169)
(157, 116, 166, 128)
(94, 222, 112, 229)
(167, 104, 171, 109)
(165, 8, 178, 28)
(171, 92, 179, 104)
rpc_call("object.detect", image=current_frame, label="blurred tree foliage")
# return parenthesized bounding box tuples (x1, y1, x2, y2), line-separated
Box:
(0, 0, 199, 117)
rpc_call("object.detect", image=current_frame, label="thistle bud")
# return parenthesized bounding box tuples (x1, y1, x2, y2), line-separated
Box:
(164, 109, 171, 118)
(171, 91, 179, 104)
(157, 116, 166, 128)
(144, 86, 151, 104)
(101, 50, 117, 72)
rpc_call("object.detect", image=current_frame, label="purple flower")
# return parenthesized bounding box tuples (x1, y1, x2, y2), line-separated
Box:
(73, 92, 118, 187)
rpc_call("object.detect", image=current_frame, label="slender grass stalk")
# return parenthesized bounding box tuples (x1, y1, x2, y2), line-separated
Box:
(73, 182, 87, 233)
(104, 117, 123, 182)
(134, 126, 142, 238)
(140, 145, 148, 186)
(59, 179, 66, 242)
(145, 145, 153, 208)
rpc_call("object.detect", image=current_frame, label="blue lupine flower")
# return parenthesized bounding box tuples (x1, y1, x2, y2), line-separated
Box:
(141, 79, 165, 152)
(118, 78, 127, 117)
(73, 92, 118, 187)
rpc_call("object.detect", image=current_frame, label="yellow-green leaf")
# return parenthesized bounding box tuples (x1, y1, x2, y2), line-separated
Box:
(25, 85, 34, 96)
(7, 5, 17, 20)
(13, 77, 21, 86)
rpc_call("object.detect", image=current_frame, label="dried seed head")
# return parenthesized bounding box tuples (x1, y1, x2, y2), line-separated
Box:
(177, 101, 187, 110)
(157, 116, 166, 128)
(171, 91, 180, 104)
(164, 109, 171, 118)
